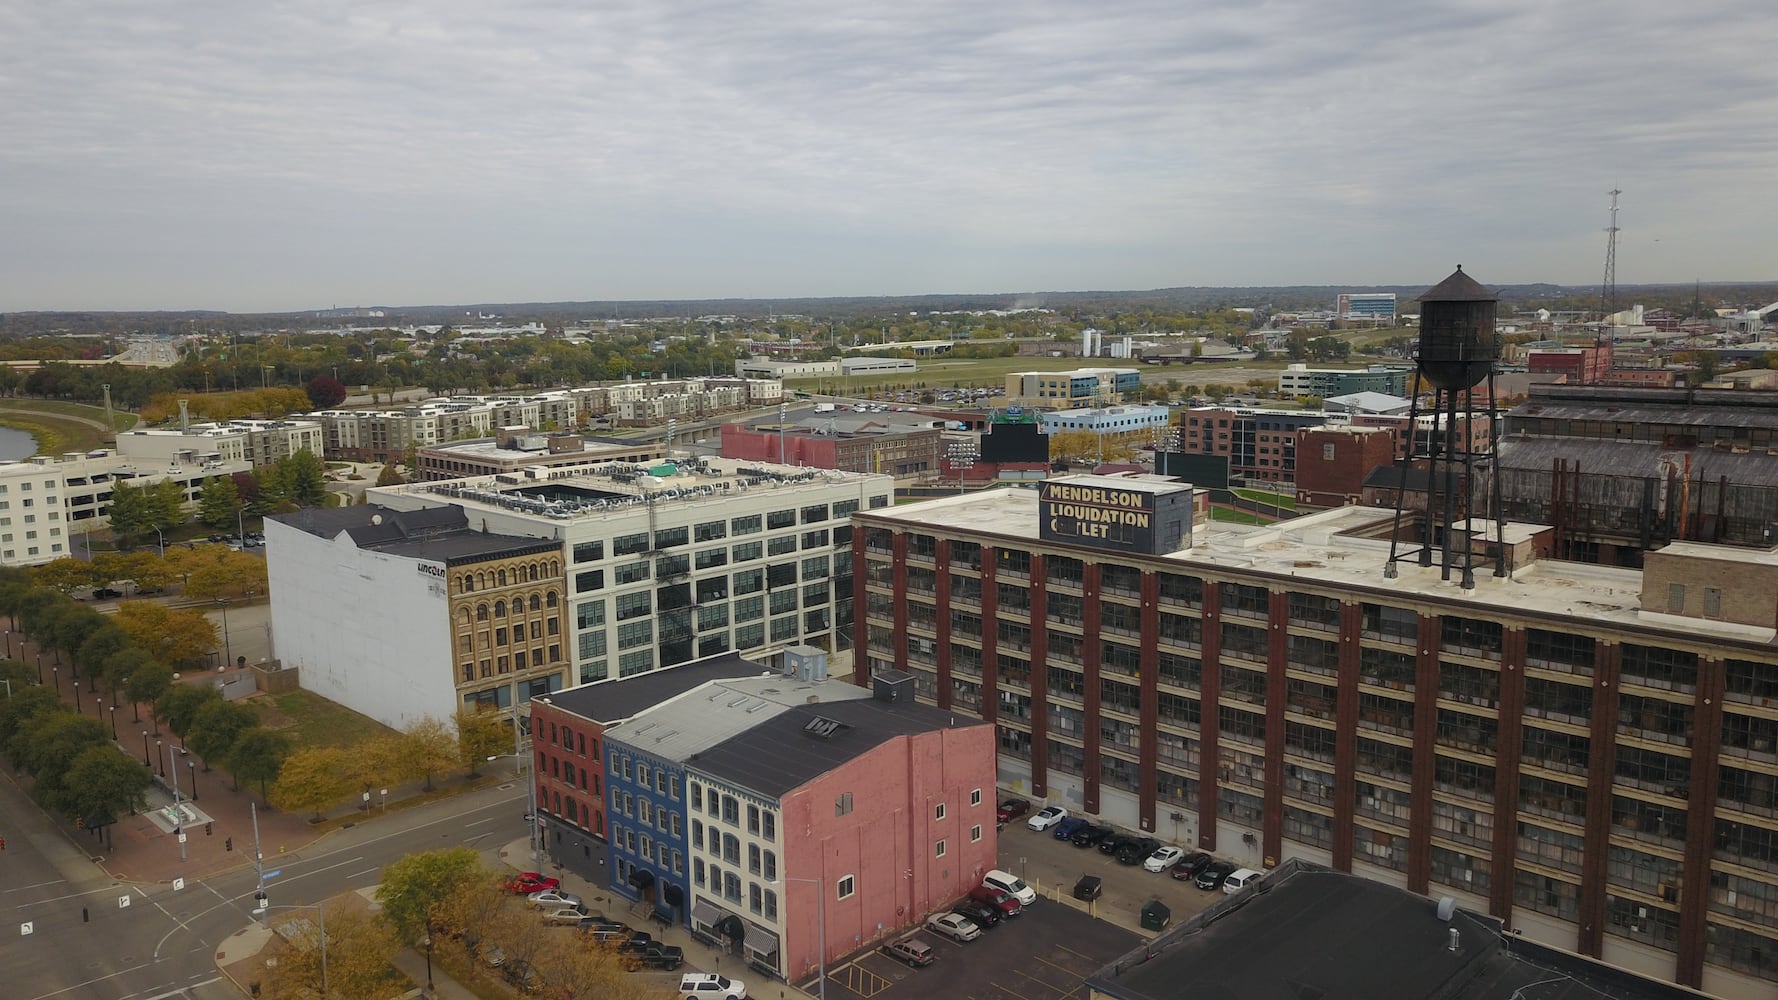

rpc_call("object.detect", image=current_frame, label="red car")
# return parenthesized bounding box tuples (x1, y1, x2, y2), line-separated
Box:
(504, 871, 560, 894)
(967, 885, 1023, 916)
(995, 799, 1030, 823)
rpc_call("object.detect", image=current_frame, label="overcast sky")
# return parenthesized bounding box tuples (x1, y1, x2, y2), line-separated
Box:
(3, 1, 1774, 312)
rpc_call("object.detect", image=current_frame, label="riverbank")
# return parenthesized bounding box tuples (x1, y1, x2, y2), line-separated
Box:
(0, 400, 139, 458)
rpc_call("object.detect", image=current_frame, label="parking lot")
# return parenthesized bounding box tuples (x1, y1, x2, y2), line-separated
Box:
(816, 894, 1139, 1000)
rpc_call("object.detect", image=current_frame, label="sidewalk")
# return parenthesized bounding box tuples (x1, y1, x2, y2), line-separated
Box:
(12, 631, 321, 883)
(493, 837, 816, 998)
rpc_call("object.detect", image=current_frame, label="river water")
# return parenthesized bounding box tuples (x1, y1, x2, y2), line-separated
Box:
(0, 425, 38, 462)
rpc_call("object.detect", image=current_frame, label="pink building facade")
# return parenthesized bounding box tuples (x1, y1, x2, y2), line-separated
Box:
(686, 687, 997, 983)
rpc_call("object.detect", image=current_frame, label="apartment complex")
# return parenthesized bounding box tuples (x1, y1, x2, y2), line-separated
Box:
(719, 417, 943, 479)
(1175, 406, 1492, 486)
(265, 504, 567, 728)
(366, 457, 892, 685)
(115, 418, 324, 467)
(0, 450, 252, 567)
(417, 430, 662, 482)
(1004, 367, 1142, 410)
(852, 476, 1778, 995)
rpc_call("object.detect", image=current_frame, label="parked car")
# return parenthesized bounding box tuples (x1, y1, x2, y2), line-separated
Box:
(543, 904, 596, 925)
(1052, 817, 1090, 840)
(1223, 868, 1265, 894)
(995, 799, 1031, 823)
(951, 899, 1003, 929)
(1072, 823, 1114, 848)
(616, 932, 657, 952)
(92, 587, 122, 599)
(525, 889, 583, 909)
(680, 973, 748, 999)
(1027, 805, 1069, 831)
(925, 912, 983, 943)
(1072, 875, 1103, 902)
(632, 944, 685, 971)
(480, 944, 507, 968)
(1098, 833, 1135, 856)
(1170, 852, 1214, 881)
(1116, 837, 1162, 865)
(504, 872, 559, 894)
(1143, 846, 1186, 872)
(881, 936, 937, 967)
(967, 885, 1023, 917)
(580, 918, 631, 940)
(982, 869, 1037, 906)
(1196, 860, 1238, 891)
(505, 959, 545, 994)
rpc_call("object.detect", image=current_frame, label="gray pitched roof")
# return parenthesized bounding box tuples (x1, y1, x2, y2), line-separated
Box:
(689, 695, 980, 798)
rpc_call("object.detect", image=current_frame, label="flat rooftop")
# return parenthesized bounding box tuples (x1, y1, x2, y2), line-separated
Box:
(539, 653, 774, 725)
(377, 456, 886, 523)
(863, 488, 1777, 646)
(421, 437, 648, 460)
(1088, 861, 1701, 1000)
(606, 675, 874, 763)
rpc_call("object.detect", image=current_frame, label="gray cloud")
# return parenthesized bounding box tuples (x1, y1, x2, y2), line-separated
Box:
(1, 0, 1773, 310)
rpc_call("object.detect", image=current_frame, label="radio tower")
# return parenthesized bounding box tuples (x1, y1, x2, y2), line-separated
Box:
(1600, 187, 1621, 339)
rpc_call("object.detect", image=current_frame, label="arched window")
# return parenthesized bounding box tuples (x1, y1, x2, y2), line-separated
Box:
(497, 569, 507, 586)
(459, 607, 472, 625)
(476, 604, 490, 622)
(529, 594, 542, 612)
(494, 600, 507, 617)
(529, 564, 540, 582)
(546, 591, 559, 608)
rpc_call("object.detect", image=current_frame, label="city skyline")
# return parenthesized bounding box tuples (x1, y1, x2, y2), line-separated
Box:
(3, 0, 1775, 313)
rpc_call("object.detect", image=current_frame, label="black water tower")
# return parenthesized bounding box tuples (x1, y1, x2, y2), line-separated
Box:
(1416, 265, 1498, 389)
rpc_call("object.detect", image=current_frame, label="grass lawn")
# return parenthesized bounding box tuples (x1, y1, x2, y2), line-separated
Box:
(1231, 487, 1298, 511)
(0, 399, 139, 454)
(249, 689, 396, 749)
(1209, 505, 1274, 525)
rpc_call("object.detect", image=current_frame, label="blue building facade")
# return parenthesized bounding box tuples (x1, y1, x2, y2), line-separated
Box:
(602, 740, 690, 925)
(1038, 404, 1173, 434)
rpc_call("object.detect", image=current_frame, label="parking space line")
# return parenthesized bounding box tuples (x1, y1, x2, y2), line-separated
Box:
(1036, 951, 1098, 976)
(834, 960, 892, 998)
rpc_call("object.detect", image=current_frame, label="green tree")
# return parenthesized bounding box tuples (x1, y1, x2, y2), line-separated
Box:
(118, 653, 173, 724)
(156, 683, 222, 741)
(197, 475, 241, 531)
(227, 727, 291, 799)
(401, 717, 459, 792)
(151, 478, 187, 532)
(271, 745, 356, 820)
(76, 625, 132, 694)
(12, 711, 108, 808)
(0, 685, 63, 759)
(58, 744, 152, 828)
(105, 479, 156, 543)
(374, 463, 405, 487)
(455, 707, 510, 777)
(268, 449, 327, 507)
(187, 699, 257, 773)
(376, 847, 486, 945)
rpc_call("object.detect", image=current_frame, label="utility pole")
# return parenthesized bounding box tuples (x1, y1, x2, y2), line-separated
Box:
(1600, 186, 1621, 340)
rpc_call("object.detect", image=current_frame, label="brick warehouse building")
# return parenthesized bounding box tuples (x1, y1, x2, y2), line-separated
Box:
(848, 473, 1778, 996)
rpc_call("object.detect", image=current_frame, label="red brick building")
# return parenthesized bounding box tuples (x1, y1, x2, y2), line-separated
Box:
(1528, 344, 1612, 385)
(720, 422, 941, 478)
(1294, 426, 1397, 511)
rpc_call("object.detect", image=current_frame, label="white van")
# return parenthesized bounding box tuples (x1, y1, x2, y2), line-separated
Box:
(982, 869, 1037, 906)
(1223, 867, 1264, 894)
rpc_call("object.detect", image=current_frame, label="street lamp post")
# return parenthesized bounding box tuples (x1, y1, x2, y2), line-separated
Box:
(771, 875, 827, 1000)
(72, 679, 81, 712)
(218, 599, 231, 670)
(108, 703, 118, 740)
(156, 739, 165, 777)
(34, 651, 42, 684)
(154, 526, 165, 558)
(142, 730, 151, 767)
(188, 760, 198, 802)
(168, 742, 186, 863)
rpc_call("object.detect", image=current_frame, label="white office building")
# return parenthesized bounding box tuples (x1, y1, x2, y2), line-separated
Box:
(366, 457, 893, 683)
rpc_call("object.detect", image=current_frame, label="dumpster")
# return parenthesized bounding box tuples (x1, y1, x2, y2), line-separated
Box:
(1140, 899, 1171, 931)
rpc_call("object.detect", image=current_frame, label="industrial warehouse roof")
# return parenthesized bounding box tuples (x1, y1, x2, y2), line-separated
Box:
(538, 653, 773, 725)
(862, 489, 1776, 646)
(1323, 390, 1413, 414)
(1088, 861, 1697, 1000)
(605, 675, 873, 763)
(690, 693, 980, 798)
(1507, 396, 1778, 430)
(1497, 436, 1778, 488)
(270, 504, 558, 563)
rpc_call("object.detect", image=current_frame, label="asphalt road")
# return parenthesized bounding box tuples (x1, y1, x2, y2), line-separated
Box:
(2, 769, 529, 1000)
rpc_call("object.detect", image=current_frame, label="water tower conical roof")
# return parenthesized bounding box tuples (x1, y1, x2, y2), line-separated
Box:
(1419, 266, 1497, 304)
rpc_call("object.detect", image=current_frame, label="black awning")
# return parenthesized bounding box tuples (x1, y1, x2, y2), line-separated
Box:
(715, 915, 744, 941)
(663, 883, 685, 906)
(630, 868, 656, 889)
